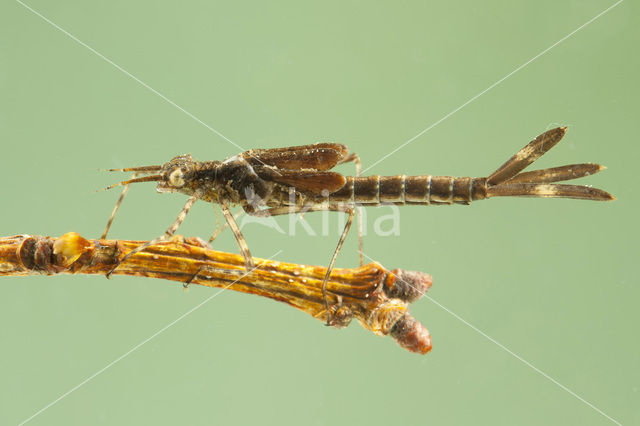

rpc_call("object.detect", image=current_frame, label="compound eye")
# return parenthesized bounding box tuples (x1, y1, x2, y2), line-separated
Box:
(168, 168, 185, 187)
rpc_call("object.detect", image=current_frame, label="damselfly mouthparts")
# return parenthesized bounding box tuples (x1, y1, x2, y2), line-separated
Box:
(103, 127, 613, 323)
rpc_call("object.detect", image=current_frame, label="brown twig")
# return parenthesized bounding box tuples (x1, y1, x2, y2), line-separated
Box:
(0, 232, 433, 354)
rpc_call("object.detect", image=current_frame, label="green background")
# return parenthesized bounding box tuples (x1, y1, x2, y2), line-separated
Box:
(1, 1, 637, 425)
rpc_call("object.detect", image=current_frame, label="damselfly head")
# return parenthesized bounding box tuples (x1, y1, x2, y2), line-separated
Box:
(103, 154, 200, 193)
(156, 154, 196, 193)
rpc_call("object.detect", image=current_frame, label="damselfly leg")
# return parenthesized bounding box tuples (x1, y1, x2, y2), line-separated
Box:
(101, 172, 137, 240)
(106, 191, 201, 278)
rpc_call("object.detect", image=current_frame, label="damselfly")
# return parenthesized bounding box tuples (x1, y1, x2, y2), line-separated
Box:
(102, 127, 614, 321)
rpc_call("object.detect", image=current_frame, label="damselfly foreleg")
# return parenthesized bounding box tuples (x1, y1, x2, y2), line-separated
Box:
(101, 172, 137, 239)
(101, 164, 164, 239)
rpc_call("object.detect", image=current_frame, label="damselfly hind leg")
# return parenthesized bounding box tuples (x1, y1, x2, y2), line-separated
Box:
(338, 152, 364, 266)
(245, 203, 356, 325)
(321, 207, 354, 325)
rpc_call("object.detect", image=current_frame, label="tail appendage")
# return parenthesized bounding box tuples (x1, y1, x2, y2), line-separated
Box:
(484, 127, 614, 202)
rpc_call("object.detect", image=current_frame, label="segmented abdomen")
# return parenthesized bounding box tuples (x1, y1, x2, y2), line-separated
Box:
(327, 175, 488, 205)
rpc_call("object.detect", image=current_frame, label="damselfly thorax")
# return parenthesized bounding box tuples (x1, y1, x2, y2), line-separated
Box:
(102, 127, 613, 324)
